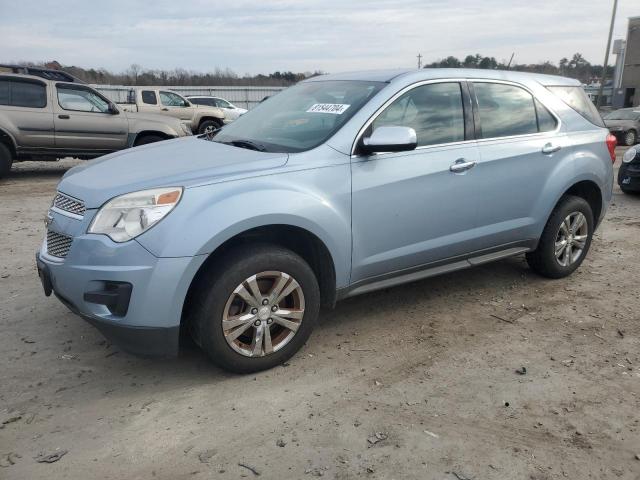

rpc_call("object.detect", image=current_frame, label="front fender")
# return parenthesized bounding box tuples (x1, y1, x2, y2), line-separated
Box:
(136, 165, 352, 288)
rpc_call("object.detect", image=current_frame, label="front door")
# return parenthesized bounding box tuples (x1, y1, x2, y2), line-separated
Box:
(159, 91, 195, 125)
(53, 84, 128, 150)
(351, 81, 481, 282)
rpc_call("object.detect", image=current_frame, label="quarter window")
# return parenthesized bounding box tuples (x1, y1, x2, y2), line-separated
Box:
(535, 99, 557, 132)
(474, 83, 539, 138)
(141, 90, 157, 105)
(372, 82, 465, 147)
(57, 86, 110, 113)
(0, 79, 47, 108)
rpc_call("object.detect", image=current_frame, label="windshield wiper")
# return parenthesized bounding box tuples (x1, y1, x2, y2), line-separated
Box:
(224, 139, 267, 152)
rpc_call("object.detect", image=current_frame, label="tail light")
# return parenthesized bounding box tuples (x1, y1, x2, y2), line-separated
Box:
(606, 134, 617, 163)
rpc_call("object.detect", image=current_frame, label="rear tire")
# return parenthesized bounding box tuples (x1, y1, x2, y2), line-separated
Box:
(189, 244, 320, 373)
(133, 134, 165, 147)
(526, 195, 594, 279)
(624, 130, 637, 146)
(0, 143, 13, 178)
(198, 120, 222, 135)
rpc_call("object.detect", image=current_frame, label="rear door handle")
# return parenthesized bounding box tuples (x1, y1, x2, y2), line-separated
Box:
(58, 114, 70, 119)
(542, 143, 561, 154)
(450, 159, 477, 173)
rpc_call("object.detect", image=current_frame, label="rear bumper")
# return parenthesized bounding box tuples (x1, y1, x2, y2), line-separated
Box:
(36, 228, 206, 358)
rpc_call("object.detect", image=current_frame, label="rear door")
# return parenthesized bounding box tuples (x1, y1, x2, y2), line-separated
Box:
(53, 84, 128, 150)
(469, 81, 568, 249)
(0, 77, 54, 147)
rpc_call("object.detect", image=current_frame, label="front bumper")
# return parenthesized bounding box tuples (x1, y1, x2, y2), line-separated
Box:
(618, 163, 640, 191)
(37, 217, 206, 357)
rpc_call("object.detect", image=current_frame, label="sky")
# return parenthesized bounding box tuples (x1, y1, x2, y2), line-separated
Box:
(0, 0, 638, 75)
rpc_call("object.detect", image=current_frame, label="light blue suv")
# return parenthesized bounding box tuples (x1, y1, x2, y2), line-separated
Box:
(36, 69, 615, 372)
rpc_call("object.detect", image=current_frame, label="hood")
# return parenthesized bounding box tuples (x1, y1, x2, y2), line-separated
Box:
(58, 137, 289, 208)
(604, 119, 637, 129)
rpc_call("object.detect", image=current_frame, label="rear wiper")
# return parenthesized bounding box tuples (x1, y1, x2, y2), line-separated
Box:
(226, 139, 267, 152)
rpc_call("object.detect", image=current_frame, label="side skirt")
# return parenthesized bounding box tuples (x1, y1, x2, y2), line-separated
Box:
(336, 241, 535, 300)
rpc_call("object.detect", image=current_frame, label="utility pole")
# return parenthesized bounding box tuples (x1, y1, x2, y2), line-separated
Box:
(596, 0, 618, 109)
(417, 53, 423, 69)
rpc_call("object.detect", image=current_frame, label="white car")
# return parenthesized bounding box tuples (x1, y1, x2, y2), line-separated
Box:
(186, 96, 247, 122)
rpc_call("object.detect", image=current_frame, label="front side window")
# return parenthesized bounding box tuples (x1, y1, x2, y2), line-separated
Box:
(474, 83, 539, 138)
(160, 91, 187, 107)
(57, 86, 110, 113)
(212, 80, 385, 153)
(372, 82, 465, 147)
(216, 98, 233, 109)
(0, 79, 47, 108)
(141, 90, 157, 105)
(190, 98, 216, 107)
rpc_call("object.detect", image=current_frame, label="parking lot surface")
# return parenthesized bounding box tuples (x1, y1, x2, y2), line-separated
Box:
(1, 150, 639, 479)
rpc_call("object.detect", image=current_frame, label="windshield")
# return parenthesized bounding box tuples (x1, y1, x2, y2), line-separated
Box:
(210, 80, 385, 152)
(604, 110, 640, 121)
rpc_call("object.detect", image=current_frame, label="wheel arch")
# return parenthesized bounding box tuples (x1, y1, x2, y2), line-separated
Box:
(562, 180, 603, 226)
(130, 130, 172, 146)
(181, 224, 338, 331)
(0, 127, 17, 158)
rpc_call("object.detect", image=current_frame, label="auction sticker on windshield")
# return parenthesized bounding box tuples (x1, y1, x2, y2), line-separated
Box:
(307, 104, 350, 114)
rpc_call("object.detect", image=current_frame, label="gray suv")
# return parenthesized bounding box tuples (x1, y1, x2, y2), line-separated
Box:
(36, 69, 615, 373)
(0, 66, 191, 177)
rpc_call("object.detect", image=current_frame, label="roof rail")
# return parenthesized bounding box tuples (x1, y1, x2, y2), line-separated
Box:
(0, 64, 85, 83)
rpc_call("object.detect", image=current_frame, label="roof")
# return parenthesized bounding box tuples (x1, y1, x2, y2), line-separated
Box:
(304, 68, 581, 87)
(0, 64, 84, 83)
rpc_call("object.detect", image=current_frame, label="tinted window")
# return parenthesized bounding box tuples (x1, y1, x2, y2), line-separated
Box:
(216, 99, 232, 108)
(0, 80, 9, 105)
(475, 83, 538, 138)
(0, 79, 46, 108)
(141, 90, 157, 105)
(190, 97, 215, 107)
(57, 86, 110, 113)
(547, 86, 605, 127)
(535, 99, 557, 132)
(160, 91, 186, 107)
(372, 82, 465, 147)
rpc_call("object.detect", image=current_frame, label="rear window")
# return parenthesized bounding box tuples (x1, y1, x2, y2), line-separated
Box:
(141, 90, 157, 105)
(0, 78, 47, 108)
(546, 86, 605, 127)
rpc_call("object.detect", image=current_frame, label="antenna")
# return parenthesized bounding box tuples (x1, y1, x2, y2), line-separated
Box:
(417, 53, 423, 69)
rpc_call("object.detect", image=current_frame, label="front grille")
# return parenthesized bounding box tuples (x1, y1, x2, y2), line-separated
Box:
(53, 192, 85, 217)
(46, 230, 73, 258)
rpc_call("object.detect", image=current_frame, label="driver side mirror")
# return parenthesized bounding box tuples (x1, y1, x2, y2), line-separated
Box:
(108, 103, 119, 115)
(361, 126, 417, 155)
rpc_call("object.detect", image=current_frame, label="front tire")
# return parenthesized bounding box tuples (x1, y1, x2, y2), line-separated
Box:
(189, 244, 320, 373)
(624, 130, 637, 146)
(526, 195, 594, 279)
(0, 143, 14, 178)
(198, 120, 222, 135)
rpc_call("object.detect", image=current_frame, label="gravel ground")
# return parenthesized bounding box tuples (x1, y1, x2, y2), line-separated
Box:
(1, 150, 639, 479)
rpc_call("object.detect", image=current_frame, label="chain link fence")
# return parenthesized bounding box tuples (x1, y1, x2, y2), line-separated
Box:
(93, 85, 286, 110)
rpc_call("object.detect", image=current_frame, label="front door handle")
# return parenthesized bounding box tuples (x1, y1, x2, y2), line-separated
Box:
(450, 159, 477, 173)
(58, 114, 70, 119)
(542, 143, 561, 154)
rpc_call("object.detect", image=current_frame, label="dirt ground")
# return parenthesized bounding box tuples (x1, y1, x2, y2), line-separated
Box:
(1, 150, 639, 480)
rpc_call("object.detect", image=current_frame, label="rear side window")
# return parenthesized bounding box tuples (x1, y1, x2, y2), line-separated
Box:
(474, 83, 538, 138)
(141, 90, 157, 105)
(372, 82, 465, 147)
(0, 79, 47, 108)
(546, 86, 605, 127)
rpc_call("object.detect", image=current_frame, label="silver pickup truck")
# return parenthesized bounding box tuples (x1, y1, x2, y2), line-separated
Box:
(118, 88, 226, 134)
(0, 66, 192, 178)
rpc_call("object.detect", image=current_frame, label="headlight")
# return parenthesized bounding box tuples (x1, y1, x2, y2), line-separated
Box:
(623, 147, 638, 164)
(88, 187, 183, 242)
(180, 123, 192, 135)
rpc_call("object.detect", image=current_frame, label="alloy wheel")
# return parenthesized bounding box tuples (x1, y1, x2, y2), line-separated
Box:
(222, 271, 305, 357)
(554, 211, 588, 267)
